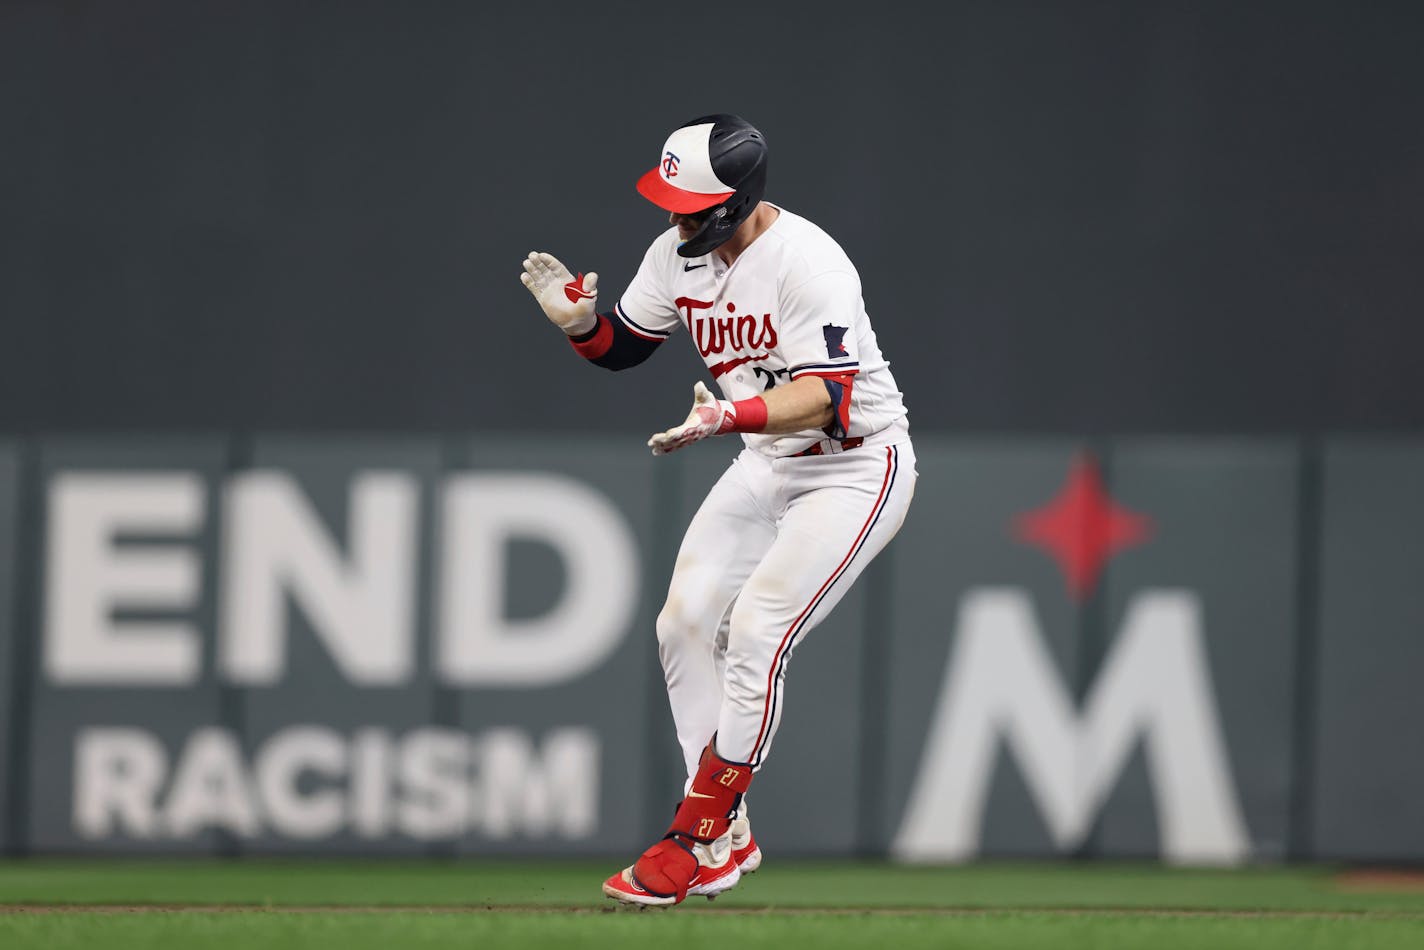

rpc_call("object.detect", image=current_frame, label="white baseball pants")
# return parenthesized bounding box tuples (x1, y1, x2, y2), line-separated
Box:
(656, 440, 916, 780)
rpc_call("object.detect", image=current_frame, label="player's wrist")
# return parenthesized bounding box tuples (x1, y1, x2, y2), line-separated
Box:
(727, 396, 768, 433)
(562, 311, 599, 338)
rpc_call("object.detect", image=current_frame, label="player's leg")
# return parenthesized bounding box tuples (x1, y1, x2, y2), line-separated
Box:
(717, 443, 917, 769)
(605, 444, 913, 907)
(655, 449, 777, 782)
(604, 452, 778, 907)
(657, 443, 913, 905)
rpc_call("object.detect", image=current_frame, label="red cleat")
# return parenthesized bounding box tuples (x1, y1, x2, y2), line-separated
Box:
(600, 837, 740, 911)
(602, 866, 680, 907)
(601, 739, 755, 907)
(686, 836, 743, 900)
(731, 815, 762, 876)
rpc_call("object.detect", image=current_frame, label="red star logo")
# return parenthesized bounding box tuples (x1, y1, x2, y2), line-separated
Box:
(1012, 454, 1153, 600)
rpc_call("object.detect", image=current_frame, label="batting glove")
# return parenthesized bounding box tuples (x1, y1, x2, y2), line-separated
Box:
(520, 251, 599, 336)
(648, 382, 739, 456)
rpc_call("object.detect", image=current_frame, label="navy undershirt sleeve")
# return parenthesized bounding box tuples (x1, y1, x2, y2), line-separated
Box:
(569, 313, 663, 371)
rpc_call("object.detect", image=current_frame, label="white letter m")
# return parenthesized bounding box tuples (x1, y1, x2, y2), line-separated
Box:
(893, 588, 1249, 865)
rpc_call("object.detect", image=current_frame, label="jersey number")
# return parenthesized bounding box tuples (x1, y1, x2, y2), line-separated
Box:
(752, 366, 790, 391)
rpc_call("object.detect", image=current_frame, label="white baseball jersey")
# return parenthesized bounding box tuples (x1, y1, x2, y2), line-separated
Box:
(613, 205, 909, 457)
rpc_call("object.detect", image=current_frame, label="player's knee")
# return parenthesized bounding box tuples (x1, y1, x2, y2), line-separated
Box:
(657, 565, 728, 647)
(654, 600, 681, 647)
(656, 594, 704, 649)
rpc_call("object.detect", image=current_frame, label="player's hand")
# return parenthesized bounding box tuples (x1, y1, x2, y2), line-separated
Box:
(520, 251, 599, 336)
(648, 382, 738, 456)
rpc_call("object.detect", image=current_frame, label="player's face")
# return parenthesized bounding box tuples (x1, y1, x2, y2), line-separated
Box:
(670, 209, 711, 242)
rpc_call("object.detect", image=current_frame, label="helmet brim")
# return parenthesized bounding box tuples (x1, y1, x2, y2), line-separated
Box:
(636, 166, 734, 214)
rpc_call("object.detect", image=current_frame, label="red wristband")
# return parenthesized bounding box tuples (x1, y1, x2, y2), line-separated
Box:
(568, 315, 613, 360)
(730, 396, 769, 433)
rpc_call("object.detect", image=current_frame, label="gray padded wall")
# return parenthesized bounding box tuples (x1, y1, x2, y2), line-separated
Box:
(1312, 440, 1424, 861)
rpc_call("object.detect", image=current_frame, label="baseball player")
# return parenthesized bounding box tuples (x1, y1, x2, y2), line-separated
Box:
(520, 114, 915, 906)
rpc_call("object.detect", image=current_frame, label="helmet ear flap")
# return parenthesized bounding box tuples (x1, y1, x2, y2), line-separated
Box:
(676, 205, 732, 258)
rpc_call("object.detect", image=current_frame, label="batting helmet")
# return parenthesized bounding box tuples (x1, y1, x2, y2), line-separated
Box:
(636, 114, 768, 258)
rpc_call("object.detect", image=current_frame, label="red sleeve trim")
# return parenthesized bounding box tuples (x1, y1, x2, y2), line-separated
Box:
(792, 368, 861, 380)
(568, 314, 614, 361)
(820, 372, 855, 437)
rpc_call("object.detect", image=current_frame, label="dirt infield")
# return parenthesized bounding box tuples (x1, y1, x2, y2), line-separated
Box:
(1336, 870, 1424, 893)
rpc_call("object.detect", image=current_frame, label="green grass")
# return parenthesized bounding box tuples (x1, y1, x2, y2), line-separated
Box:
(1, 860, 1421, 949)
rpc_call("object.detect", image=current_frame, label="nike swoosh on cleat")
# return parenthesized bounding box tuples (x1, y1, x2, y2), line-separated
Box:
(683, 262, 707, 271)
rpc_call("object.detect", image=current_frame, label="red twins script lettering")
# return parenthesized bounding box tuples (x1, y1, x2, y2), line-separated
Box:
(676, 297, 779, 357)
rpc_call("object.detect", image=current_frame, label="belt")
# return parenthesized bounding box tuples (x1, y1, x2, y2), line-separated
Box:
(791, 436, 864, 458)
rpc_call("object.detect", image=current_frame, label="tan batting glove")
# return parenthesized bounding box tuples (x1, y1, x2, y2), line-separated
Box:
(520, 251, 599, 336)
(648, 382, 738, 456)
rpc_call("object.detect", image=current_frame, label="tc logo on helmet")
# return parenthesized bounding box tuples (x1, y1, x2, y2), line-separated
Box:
(662, 151, 680, 178)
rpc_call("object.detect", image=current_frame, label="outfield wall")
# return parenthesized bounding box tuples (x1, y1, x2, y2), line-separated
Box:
(5, 1, 1423, 438)
(1, 434, 1420, 863)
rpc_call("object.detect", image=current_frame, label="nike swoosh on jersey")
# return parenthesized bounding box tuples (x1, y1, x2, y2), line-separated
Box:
(709, 353, 771, 378)
(683, 262, 708, 271)
(686, 790, 716, 799)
